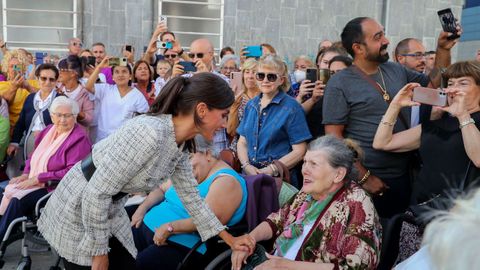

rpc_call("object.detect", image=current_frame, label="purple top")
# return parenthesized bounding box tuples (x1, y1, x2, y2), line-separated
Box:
(0, 74, 6, 81)
(100, 67, 114, 84)
(24, 123, 92, 191)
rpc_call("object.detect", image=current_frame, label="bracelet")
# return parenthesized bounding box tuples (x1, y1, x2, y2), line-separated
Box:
(241, 162, 251, 169)
(358, 170, 370, 185)
(380, 116, 396, 127)
(459, 118, 475, 129)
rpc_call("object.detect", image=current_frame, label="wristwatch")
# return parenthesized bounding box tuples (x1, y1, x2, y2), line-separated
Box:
(167, 223, 174, 233)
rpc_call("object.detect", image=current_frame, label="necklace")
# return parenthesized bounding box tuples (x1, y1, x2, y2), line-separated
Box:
(376, 67, 390, 102)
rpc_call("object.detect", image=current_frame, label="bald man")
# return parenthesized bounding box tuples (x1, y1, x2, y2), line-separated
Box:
(394, 38, 427, 73)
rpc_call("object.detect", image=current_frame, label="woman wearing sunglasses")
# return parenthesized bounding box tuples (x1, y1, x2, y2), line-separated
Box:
(237, 55, 312, 188)
(7, 63, 62, 160)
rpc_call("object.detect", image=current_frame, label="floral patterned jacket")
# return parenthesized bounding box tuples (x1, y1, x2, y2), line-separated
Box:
(265, 182, 382, 270)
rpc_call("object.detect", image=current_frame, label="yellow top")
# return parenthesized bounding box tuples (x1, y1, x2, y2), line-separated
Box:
(0, 80, 38, 128)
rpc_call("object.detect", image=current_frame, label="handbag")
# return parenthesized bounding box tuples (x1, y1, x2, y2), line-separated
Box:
(272, 160, 298, 207)
(219, 149, 241, 172)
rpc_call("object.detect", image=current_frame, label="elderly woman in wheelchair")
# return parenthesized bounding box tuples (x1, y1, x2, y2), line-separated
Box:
(231, 136, 382, 270)
(130, 136, 248, 270)
(0, 97, 91, 242)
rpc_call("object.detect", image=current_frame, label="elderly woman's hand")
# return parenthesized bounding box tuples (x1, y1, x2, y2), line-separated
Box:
(229, 234, 256, 254)
(9, 174, 28, 184)
(16, 176, 39, 189)
(231, 249, 250, 270)
(254, 253, 291, 269)
(244, 165, 261, 176)
(440, 88, 468, 119)
(390, 83, 421, 108)
(131, 206, 147, 228)
(153, 223, 172, 246)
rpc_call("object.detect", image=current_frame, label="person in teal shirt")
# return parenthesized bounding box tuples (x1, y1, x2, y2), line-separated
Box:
(131, 136, 247, 270)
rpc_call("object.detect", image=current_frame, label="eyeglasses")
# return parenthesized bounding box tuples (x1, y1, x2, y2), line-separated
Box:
(221, 66, 238, 71)
(187, 52, 205, 59)
(71, 42, 83, 47)
(255, 72, 280, 82)
(39, 76, 56, 83)
(51, 112, 75, 119)
(164, 54, 178, 59)
(400, 52, 427, 59)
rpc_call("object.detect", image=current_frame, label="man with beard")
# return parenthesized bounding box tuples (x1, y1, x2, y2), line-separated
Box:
(321, 17, 460, 219)
(394, 38, 427, 73)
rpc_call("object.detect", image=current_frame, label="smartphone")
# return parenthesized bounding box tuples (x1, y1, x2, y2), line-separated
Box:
(413, 87, 447, 107)
(35, 52, 47, 66)
(125, 45, 132, 52)
(319, 69, 330, 84)
(179, 61, 197, 72)
(12, 64, 22, 77)
(156, 41, 173, 49)
(109, 57, 128, 67)
(437, 8, 460, 40)
(244, 45, 262, 58)
(159, 15, 167, 25)
(306, 68, 318, 82)
(86, 56, 96, 66)
(229, 72, 243, 94)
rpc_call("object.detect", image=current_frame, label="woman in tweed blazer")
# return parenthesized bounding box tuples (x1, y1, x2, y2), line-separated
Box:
(38, 73, 254, 270)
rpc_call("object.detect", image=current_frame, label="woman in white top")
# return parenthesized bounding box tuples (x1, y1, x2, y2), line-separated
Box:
(85, 57, 149, 142)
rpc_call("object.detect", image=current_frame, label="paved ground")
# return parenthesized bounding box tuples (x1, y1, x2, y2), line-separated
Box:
(1, 240, 60, 270)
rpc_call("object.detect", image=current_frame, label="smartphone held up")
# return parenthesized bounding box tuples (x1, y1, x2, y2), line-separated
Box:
(412, 87, 447, 107)
(437, 8, 461, 40)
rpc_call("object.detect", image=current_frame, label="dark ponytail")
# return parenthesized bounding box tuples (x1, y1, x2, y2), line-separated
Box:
(149, 73, 235, 151)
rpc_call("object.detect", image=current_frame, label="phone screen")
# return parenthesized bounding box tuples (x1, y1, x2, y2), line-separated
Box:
(437, 8, 460, 40)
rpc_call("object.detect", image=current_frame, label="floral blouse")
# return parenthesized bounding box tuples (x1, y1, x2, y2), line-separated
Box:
(265, 182, 382, 270)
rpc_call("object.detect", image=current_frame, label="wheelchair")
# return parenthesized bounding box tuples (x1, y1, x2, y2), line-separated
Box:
(0, 191, 61, 270)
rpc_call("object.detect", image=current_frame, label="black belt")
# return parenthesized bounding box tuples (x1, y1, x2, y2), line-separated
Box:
(81, 154, 127, 202)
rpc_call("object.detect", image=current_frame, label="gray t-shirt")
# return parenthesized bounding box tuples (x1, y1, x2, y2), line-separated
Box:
(322, 62, 430, 179)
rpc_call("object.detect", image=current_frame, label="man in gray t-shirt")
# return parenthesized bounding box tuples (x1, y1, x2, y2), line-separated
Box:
(322, 17, 459, 218)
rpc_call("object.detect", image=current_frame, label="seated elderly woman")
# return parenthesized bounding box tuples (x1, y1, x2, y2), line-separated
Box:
(0, 96, 92, 240)
(231, 135, 382, 270)
(131, 136, 247, 270)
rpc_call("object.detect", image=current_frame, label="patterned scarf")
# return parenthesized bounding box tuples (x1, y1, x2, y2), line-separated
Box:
(275, 192, 335, 257)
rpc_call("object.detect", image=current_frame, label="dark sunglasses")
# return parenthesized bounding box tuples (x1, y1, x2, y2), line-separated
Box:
(255, 72, 279, 82)
(39, 76, 56, 83)
(164, 54, 178, 59)
(187, 52, 205, 59)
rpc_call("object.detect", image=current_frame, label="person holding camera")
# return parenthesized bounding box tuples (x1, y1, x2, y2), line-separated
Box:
(83, 57, 148, 143)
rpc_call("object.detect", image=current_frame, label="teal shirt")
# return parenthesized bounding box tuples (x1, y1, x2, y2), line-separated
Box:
(143, 168, 247, 254)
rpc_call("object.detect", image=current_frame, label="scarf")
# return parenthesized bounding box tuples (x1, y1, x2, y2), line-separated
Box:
(275, 192, 335, 257)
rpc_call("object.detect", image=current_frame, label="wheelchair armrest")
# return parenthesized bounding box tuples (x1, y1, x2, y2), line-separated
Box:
(35, 192, 52, 217)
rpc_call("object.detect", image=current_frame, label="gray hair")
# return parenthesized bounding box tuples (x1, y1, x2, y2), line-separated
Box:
(307, 135, 360, 182)
(219, 54, 240, 70)
(50, 96, 80, 116)
(194, 135, 219, 158)
(422, 188, 480, 270)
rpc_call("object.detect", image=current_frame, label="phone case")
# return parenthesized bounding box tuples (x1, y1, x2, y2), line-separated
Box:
(179, 61, 197, 72)
(437, 8, 460, 40)
(413, 87, 447, 107)
(244, 46, 262, 58)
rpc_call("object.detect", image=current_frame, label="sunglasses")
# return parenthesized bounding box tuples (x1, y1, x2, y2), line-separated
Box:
(187, 52, 205, 59)
(39, 76, 56, 83)
(164, 54, 178, 59)
(72, 42, 83, 47)
(255, 72, 280, 82)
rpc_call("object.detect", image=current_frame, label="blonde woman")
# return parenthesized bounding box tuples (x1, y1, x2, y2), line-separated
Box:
(227, 58, 260, 151)
(236, 55, 311, 187)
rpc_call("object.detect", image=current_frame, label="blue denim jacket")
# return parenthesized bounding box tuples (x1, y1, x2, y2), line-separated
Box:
(237, 90, 312, 166)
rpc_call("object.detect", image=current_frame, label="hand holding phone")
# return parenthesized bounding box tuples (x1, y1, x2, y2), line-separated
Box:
(437, 8, 461, 40)
(413, 86, 447, 107)
(178, 61, 197, 72)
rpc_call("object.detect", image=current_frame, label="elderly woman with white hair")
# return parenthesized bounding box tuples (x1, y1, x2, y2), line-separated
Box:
(219, 54, 240, 78)
(0, 96, 92, 240)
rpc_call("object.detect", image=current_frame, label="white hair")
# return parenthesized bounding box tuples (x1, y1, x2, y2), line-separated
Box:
(50, 96, 80, 116)
(219, 54, 240, 69)
(422, 188, 480, 270)
(194, 135, 219, 158)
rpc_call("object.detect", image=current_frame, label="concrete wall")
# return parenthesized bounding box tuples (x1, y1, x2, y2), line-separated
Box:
(82, 0, 156, 59)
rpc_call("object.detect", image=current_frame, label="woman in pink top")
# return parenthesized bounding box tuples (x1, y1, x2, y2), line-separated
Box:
(58, 55, 94, 130)
(0, 96, 91, 241)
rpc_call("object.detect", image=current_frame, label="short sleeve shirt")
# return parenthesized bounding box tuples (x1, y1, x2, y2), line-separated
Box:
(94, 84, 149, 142)
(322, 62, 430, 178)
(237, 90, 312, 165)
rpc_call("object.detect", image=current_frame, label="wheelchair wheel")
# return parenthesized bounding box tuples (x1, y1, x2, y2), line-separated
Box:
(205, 249, 232, 270)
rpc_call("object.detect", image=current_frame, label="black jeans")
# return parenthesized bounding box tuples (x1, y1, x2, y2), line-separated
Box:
(132, 223, 202, 270)
(62, 237, 135, 270)
(372, 173, 411, 219)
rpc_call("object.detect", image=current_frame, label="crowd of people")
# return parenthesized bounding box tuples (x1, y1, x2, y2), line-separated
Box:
(0, 13, 476, 270)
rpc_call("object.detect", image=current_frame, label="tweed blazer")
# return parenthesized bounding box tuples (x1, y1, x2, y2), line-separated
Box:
(37, 114, 225, 266)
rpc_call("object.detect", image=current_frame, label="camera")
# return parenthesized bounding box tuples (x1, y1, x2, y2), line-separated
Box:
(156, 41, 173, 49)
(109, 57, 128, 67)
